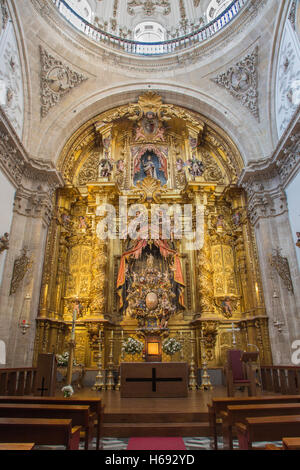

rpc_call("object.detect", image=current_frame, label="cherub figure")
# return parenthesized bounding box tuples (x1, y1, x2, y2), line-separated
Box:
(221, 297, 233, 318)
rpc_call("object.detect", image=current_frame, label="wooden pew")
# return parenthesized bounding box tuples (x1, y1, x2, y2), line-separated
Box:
(0, 443, 35, 450)
(282, 438, 300, 450)
(0, 418, 81, 450)
(208, 395, 300, 449)
(236, 415, 300, 450)
(0, 403, 95, 450)
(0, 396, 104, 450)
(222, 403, 300, 450)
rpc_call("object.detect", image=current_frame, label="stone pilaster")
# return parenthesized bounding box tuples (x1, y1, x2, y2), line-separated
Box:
(239, 129, 300, 365)
(0, 109, 63, 366)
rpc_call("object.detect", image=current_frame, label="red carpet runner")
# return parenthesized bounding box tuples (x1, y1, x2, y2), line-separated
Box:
(127, 437, 186, 450)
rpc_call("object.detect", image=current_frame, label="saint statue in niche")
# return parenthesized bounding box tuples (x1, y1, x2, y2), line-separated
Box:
(221, 297, 233, 318)
(99, 158, 113, 177)
(133, 150, 167, 186)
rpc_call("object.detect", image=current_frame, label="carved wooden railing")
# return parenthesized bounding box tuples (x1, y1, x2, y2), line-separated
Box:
(51, 0, 249, 56)
(261, 366, 300, 395)
(0, 368, 37, 396)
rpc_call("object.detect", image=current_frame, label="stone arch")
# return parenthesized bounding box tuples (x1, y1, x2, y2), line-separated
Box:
(34, 83, 266, 170)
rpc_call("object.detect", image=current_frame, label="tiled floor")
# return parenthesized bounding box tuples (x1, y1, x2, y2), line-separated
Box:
(35, 436, 282, 450)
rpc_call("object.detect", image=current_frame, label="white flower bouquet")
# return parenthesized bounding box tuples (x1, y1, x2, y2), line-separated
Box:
(56, 352, 77, 367)
(162, 337, 182, 356)
(61, 385, 74, 398)
(122, 337, 144, 355)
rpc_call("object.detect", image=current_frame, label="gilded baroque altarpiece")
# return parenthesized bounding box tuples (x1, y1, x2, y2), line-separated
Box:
(34, 93, 272, 371)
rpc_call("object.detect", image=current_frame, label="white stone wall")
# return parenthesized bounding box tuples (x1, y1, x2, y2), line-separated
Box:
(0, 5, 24, 139)
(286, 170, 300, 271)
(276, 4, 300, 139)
(0, 168, 15, 285)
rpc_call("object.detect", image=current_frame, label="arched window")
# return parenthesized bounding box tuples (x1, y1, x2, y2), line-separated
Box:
(67, 0, 93, 22)
(134, 22, 166, 43)
(206, 0, 232, 22)
(0, 340, 6, 365)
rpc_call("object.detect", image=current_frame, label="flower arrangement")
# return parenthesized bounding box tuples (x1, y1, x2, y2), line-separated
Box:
(122, 337, 144, 355)
(56, 352, 77, 367)
(162, 337, 182, 356)
(61, 385, 74, 398)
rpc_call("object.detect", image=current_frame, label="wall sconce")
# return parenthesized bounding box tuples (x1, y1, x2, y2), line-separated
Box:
(19, 318, 31, 335)
(272, 290, 285, 333)
(19, 293, 31, 335)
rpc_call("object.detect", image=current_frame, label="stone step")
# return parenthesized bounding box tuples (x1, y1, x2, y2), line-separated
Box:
(102, 421, 211, 438)
(104, 411, 209, 423)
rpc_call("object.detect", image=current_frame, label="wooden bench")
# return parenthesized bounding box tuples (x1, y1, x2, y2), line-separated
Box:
(208, 395, 300, 449)
(0, 417, 81, 450)
(282, 437, 300, 450)
(222, 403, 300, 450)
(0, 443, 35, 450)
(0, 403, 95, 450)
(236, 415, 300, 450)
(0, 396, 104, 450)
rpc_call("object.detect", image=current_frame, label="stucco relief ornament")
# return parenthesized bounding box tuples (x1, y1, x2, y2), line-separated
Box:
(39, 46, 87, 117)
(288, 0, 297, 30)
(128, 0, 171, 16)
(212, 47, 259, 120)
(269, 248, 294, 294)
(10, 249, 33, 295)
(0, 0, 9, 33)
(0, 232, 9, 253)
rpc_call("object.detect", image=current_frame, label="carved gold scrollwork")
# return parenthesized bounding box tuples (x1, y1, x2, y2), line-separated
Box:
(89, 238, 108, 316)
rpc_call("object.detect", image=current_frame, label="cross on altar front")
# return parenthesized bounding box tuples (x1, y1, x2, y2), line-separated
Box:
(125, 367, 183, 392)
(37, 377, 48, 396)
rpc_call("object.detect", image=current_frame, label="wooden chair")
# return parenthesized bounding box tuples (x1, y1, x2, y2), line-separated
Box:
(225, 350, 256, 397)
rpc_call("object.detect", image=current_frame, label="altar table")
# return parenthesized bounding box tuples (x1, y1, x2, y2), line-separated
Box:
(120, 362, 188, 398)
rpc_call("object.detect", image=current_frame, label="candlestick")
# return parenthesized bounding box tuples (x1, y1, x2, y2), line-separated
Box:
(115, 330, 123, 391)
(106, 330, 115, 390)
(199, 329, 213, 391)
(66, 300, 79, 386)
(188, 330, 197, 391)
(92, 328, 105, 391)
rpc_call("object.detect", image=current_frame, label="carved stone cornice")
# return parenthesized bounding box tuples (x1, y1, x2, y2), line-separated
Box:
(13, 185, 55, 225)
(238, 108, 300, 225)
(0, 107, 64, 222)
(238, 158, 288, 225)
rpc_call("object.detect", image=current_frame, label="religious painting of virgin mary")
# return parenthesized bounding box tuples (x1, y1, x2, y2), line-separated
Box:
(133, 150, 167, 186)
